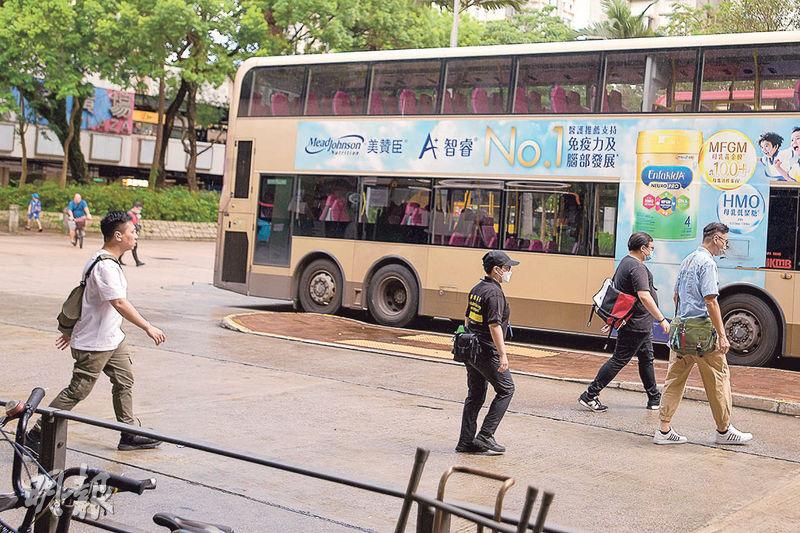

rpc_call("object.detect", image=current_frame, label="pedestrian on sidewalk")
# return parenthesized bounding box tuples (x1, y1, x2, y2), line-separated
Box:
(27, 211, 167, 454)
(120, 201, 145, 267)
(25, 192, 43, 232)
(579, 232, 670, 412)
(654, 222, 753, 445)
(456, 251, 518, 455)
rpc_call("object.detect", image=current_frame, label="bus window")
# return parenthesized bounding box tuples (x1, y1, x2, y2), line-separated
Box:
(758, 45, 800, 111)
(700, 48, 756, 112)
(604, 52, 654, 113)
(307, 63, 368, 116)
(503, 182, 590, 255)
(515, 53, 600, 114)
(639, 50, 696, 113)
(370, 60, 441, 115)
(293, 176, 359, 239)
(254, 175, 294, 266)
(242, 66, 306, 117)
(443, 57, 512, 115)
(432, 180, 501, 248)
(592, 183, 618, 257)
(359, 177, 431, 243)
(766, 188, 798, 269)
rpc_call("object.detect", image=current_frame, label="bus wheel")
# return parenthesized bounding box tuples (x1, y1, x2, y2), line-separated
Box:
(368, 264, 418, 328)
(720, 293, 778, 367)
(298, 259, 343, 315)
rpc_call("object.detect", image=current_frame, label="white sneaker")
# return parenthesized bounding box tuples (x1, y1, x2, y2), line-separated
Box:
(715, 425, 753, 445)
(653, 428, 688, 445)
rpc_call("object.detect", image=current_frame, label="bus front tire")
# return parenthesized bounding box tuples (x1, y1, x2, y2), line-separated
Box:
(720, 293, 778, 367)
(298, 259, 343, 315)
(367, 264, 418, 328)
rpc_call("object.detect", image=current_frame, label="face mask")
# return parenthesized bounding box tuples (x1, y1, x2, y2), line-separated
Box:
(501, 270, 512, 283)
(643, 248, 654, 262)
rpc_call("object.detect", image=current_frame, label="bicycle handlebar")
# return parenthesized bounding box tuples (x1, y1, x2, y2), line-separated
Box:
(25, 388, 45, 412)
(105, 472, 157, 495)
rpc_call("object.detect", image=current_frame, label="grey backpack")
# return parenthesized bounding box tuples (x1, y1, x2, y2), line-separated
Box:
(57, 254, 119, 335)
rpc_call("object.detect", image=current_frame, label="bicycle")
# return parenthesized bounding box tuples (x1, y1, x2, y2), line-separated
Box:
(1, 389, 233, 533)
(73, 217, 86, 249)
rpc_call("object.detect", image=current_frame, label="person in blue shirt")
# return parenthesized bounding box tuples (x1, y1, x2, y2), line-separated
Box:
(25, 192, 43, 232)
(64, 193, 92, 246)
(654, 222, 753, 446)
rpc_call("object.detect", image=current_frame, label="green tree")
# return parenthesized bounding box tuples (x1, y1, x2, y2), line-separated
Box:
(585, 0, 658, 39)
(481, 5, 577, 45)
(665, 0, 800, 35)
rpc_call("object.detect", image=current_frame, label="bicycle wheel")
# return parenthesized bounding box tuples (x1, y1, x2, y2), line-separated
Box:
(78, 228, 84, 249)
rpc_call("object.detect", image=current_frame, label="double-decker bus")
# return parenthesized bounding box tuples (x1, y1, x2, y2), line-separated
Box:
(214, 31, 800, 367)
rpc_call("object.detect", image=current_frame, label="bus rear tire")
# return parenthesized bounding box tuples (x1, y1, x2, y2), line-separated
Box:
(368, 264, 418, 328)
(720, 293, 778, 367)
(298, 259, 343, 315)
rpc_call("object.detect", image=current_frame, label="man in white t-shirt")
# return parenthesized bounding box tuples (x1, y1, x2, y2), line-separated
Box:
(28, 211, 167, 453)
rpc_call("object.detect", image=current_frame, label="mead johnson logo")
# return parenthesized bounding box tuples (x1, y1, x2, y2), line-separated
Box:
(305, 134, 365, 156)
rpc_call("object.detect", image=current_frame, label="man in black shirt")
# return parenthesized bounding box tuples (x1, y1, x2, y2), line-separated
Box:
(579, 232, 670, 412)
(457, 251, 518, 455)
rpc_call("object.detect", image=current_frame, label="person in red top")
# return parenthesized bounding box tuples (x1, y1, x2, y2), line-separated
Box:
(120, 201, 145, 267)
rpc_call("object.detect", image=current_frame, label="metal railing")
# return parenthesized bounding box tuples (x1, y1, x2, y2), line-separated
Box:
(0, 400, 583, 533)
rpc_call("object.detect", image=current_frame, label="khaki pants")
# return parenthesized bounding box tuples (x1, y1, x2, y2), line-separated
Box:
(36, 340, 135, 430)
(659, 349, 732, 431)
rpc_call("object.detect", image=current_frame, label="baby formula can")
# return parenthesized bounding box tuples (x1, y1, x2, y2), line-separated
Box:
(634, 130, 703, 240)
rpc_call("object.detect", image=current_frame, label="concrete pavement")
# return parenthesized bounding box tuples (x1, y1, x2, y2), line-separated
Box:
(1, 233, 799, 532)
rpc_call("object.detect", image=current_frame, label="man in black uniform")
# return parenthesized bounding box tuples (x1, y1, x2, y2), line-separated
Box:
(578, 232, 670, 412)
(457, 251, 518, 455)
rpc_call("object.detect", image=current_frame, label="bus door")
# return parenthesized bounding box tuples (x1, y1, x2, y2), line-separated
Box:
(217, 139, 255, 290)
(253, 174, 295, 267)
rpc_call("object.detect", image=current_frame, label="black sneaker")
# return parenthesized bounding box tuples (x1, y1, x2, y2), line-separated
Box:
(135, 262, 145, 267)
(474, 433, 506, 453)
(647, 395, 661, 410)
(578, 391, 608, 412)
(455, 441, 489, 454)
(25, 427, 42, 458)
(118, 433, 162, 451)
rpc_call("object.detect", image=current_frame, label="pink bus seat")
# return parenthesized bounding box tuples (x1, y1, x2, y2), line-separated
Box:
(402, 203, 426, 226)
(545, 240, 557, 253)
(607, 90, 625, 112)
(305, 92, 321, 115)
(471, 88, 489, 113)
(250, 93, 270, 116)
(419, 93, 434, 114)
(454, 93, 468, 113)
(528, 239, 543, 252)
(399, 89, 418, 115)
(270, 93, 290, 116)
(518, 239, 530, 250)
(368, 91, 384, 115)
(352, 94, 364, 114)
(504, 236, 518, 250)
(288, 96, 301, 115)
(332, 91, 352, 116)
(566, 91, 583, 113)
(449, 233, 467, 246)
(443, 92, 453, 113)
(550, 86, 567, 113)
(479, 217, 497, 248)
(795, 79, 800, 107)
(319, 195, 350, 222)
(513, 87, 529, 114)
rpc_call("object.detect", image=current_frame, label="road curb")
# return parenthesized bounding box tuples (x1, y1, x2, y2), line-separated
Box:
(222, 314, 800, 418)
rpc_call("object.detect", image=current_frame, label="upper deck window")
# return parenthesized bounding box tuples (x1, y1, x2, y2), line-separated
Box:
(757, 45, 800, 111)
(514, 53, 601, 114)
(604, 50, 696, 113)
(306, 63, 369, 116)
(369, 60, 441, 115)
(701, 48, 757, 112)
(239, 66, 306, 117)
(443, 57, 512, 115)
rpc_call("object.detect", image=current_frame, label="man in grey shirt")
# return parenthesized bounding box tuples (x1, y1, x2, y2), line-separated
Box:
(654, 222, 753, 445)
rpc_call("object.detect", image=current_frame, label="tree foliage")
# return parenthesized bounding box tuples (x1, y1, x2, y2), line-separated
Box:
(665, 0, 800, 35)
(584, 0, 658, 39)
(481, 5, 577, 45)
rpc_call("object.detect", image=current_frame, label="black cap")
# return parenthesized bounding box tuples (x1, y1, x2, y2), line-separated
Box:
(482, 250, 520, 271)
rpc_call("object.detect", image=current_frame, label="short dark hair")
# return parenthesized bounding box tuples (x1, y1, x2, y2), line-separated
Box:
(702, 222, 729, 241)
(627, 232, 653, 251)
(794, 126, 800, 134)
(759, 132, 783, 148)
(101, 211, 131, 242)
(133, 200, 143, 208)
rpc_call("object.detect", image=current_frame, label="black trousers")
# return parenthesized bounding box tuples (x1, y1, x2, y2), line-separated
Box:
(458, 349, 515, 446)
(587, 328, 659, 399)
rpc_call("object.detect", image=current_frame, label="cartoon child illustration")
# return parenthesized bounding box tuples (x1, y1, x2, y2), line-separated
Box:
(758, 132, 784, 180)
(775, 127, 800, 182)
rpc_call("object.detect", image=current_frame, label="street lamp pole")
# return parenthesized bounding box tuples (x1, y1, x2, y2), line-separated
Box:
(450, 0, 461, 47)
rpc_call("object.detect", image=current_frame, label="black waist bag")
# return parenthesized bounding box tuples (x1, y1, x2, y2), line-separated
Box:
(452, 332, 480, 365)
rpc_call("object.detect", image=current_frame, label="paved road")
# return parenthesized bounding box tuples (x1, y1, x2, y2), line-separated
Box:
(1, 233, 799, 532)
